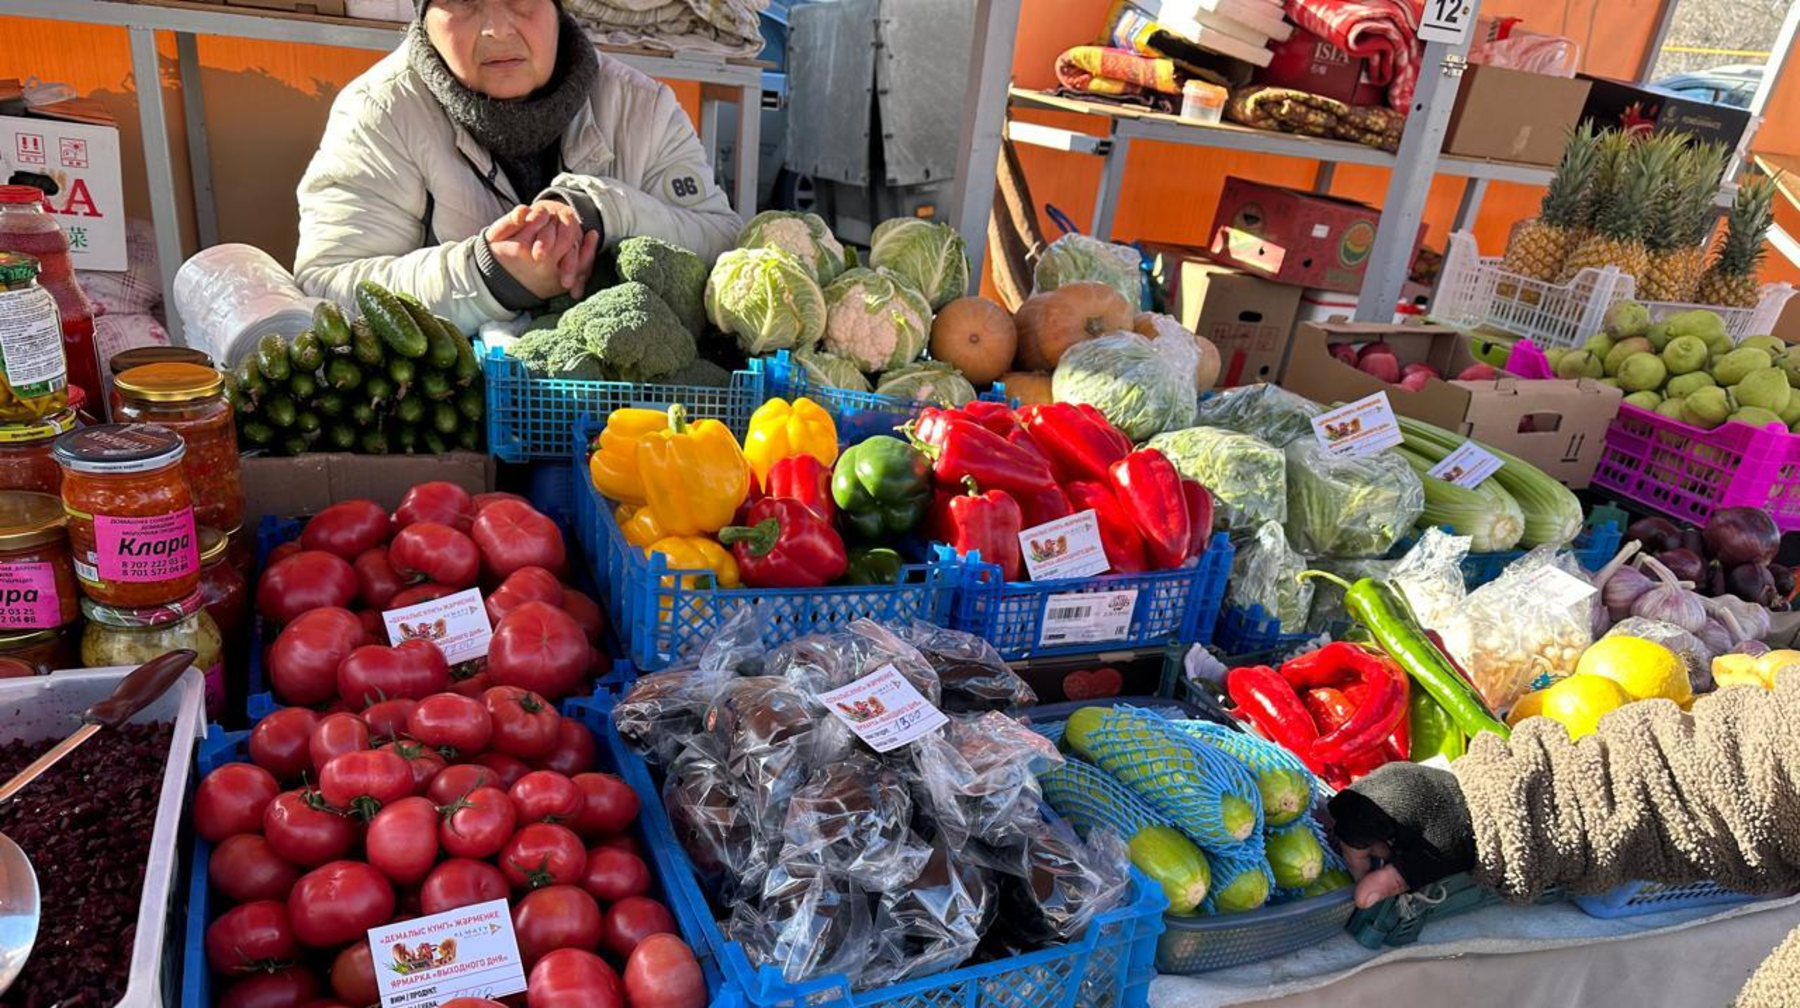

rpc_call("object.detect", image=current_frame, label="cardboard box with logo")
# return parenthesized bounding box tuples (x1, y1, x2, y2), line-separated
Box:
(1147, 243, 1301, 386)
(1443, 65, 1591, 167)
(1253, 27, 1385, 106)
(1579, 74, 1754, 152)
(241, 452, 493, 528)
(1281, 321, 1623, 487)
(1208, 178, 1426, 295)
(0, 86, 125, 271)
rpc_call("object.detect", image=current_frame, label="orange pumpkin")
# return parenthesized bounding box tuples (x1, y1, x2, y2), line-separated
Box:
(1000, 371, 1054, 406)
(1013, 282, 1133, 371)
(930, 297, 1017, 385)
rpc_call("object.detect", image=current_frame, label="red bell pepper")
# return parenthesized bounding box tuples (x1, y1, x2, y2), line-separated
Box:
(1226, 665, 1324, 774)
(959, 400, 1022, 438)
(944, 478, 1023, 581)
(1181, 480, 1214, 558)
(763, 455, 834, 523)
(1108, 449, 1190, 571)
(1064, 481, 1147, 574)
(1018, 403, 1131, 484)
(1302, 645, 1407, 764)
(717, 497, 847, 588)
(1344, 679, 1411, 761)
(1013, 483, 1073, 530)
(1302, 687, 1356, 733)
(924, 416, 1055, 495)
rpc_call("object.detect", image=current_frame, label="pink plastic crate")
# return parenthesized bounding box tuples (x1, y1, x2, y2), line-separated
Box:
(1592, 403, 1800, 531)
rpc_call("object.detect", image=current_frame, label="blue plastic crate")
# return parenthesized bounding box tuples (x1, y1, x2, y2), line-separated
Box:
(754, 350, 1012, 446)
(1211, 603, 1321, 657)
(481, 339, 767, 462)
(944, 534, 1233, 662)
(1455, 521, 1622, 589)
(572, 419, 958, 671)
(527, 460, 580, 530)
(1571, 879, 1762, 919)
(571, 691, 1166, 1008)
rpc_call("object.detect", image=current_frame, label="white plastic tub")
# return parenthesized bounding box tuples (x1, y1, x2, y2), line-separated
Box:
(0, 666, 206, 1007)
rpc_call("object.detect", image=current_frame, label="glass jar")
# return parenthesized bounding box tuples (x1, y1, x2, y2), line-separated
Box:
(224, 522, 253, 585)
(0, 491, 78, 630)
(0, 626, 78, 673)
(0, 406, 77, 494)
(82, 590, 223, 717)
(113, 364, 243, 531)
(197, 525, 247, 648)
(0, 187, 100, 413)
(0, 252, 70, 422)
(108, 346, 215, 378)
(54, 424, 200, 607)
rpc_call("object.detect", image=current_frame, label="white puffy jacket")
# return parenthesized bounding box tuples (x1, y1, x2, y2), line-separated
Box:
(294, 46, 741, 333)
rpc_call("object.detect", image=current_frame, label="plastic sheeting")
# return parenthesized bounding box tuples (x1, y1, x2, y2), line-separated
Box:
(173, 244, 325, 368)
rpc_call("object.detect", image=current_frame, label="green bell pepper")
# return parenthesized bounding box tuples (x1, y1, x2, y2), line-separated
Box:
(842, 547, 905, 586)
(830, 435, 932, 540)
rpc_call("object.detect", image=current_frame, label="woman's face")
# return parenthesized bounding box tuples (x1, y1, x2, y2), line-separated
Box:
(424, 0, 560, 99)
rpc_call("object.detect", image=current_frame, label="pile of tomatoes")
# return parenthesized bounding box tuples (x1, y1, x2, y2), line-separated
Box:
(194, 690, 706, 1008)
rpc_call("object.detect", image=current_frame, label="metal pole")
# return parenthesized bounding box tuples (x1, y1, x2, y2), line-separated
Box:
(1090, 134, 1130, 239)
(129, 25, 187, 345)
(1451, 177, 1487, 232)
(949, 0, 1024, 292)
(176, 31, 218, 250)
(1312, 162, 1336, 194)
(731, 81, 761, 216)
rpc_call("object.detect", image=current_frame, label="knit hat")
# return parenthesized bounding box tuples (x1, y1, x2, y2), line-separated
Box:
(416, 0, 561, 18)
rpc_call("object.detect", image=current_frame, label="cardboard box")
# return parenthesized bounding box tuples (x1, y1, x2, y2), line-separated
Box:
(0, 103, 125, 272)
(1209, 178, 1426, 295)
(1579, 74, 1754, 152)
(1444, 65, 1591, 167)
(1253, 27, 1384, 106)
(1281, 321, 1624, 487)
(241, 452, 493, 528)
(1148, 244, 1302, 386)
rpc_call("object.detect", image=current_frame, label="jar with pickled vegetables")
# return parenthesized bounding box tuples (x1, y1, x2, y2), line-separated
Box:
(113, 364, 242, 531)
(54, 424, 200, 607)
(0, 491, 78, 630)
(0, 625, 78, 673)
(0, 252, 69, 422)
(0, 406, 77, 494)
(197, 526, 247, 648)
(82, 590, 223, 717)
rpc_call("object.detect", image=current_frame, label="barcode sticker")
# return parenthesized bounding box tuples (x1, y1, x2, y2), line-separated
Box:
(1427, 439, 1503, 489)
(1038, 589, 1139, 647)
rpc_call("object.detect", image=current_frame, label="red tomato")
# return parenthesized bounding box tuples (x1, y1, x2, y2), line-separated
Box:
(439, 786, 517, 859)
(220, 966, 319, 1008)
(263, 789, 359, 867)
(205, 899, 297, 974)
(319, 749, 414, 818)
(580, 846, 651, 903)
(357, 608, 387, 645)
(470, 750, 531, 789)
(288, 860, 395, 947)
(484, 686, 560, 759)
(537, 719, 597, 777)
(570, 773, 640, 838)
(561, 589, 605, 646)
(528, 948, 622, 1008)
(511, 884, 603, 965)
(389, 522, 480, 589)
(441, 1001, 509, 1008)
(269, 608, 364, 707)
(365, 796, 441, 886)
(427, 763, 501, 805)
(308, 712, 371, 772)
(387, 583, 459, 610)
(301, 500, 390, 560)
(248, 707, 320, 783)
(500, 822, 587, 890)
(408, 693, 493, 756)
(472, 500, 567, 580)
(486, 566, 565, 625)
(353, 547, 405, 609)
(330, 943, 378, 1007)
(265, 541, 303, 568)
(395, 481, 476, 532)
(595, 833, 643, 859)
(302, 1001, 352, 1008)
(624, 934, 706, 1008)
(338, 640, 452, 708)
(258, 551, 358, 624)
(602, 896, 677, 959)
(210, 833, 302, 903)
(380, 739, 447, 794)
(473, 491, 531, 513)
(195, 763, 281, 842)
(362, 697, 418, 741)
(510, 770, 584, 825)
(419, 857, 510, 915)
(448, 669, 492, 698)
(487, 603, 590, 701)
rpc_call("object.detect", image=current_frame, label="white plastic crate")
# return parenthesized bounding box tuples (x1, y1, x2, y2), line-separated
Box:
(1433, 231, 1795, 350)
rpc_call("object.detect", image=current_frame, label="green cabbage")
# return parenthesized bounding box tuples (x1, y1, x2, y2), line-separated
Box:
(791, 348, 871, 393)
(875, 361, 977, 407)
(1145, 426, 1285, 531)
(869, 218, 969, 310)
(737, 210, 846, 284)
(1034, 233, 1143, 309)
(705, 247, 827, 355)
(1051, 332, 1196, 441)
(821, 267, 932, 372)
(1283, 440, 1424, 558)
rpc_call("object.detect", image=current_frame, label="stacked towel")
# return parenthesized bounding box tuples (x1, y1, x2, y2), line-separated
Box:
(565, 0, 768, 59)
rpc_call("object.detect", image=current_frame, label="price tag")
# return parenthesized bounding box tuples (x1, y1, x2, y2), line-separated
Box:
(1018, 509, 1112, 581)
(1038, 589, 1140, 647)
(817, 663, 948, 752)
(1427, 440, 1503, 489)
(383, 587, 493, 665)
(369, 899, 527, 1008)
(1518, 565, 1598, 608)
(1311, 392, 1404, 458)
(1418, 0, 1474, 44)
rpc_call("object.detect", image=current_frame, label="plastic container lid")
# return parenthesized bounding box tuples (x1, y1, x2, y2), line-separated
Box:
(1182, 80, 1226, 106)
(0, 407, 79, 445)
(197, 526, 228, 566)
(0, 186, 44, 206)
(109, 347, 216, 377)
(81, 589, 206, 628)
(0, 251, 41, 285)
(0, 491, 67, 551)
(115, 363, 223, 403)
(53, 423, 186, 474)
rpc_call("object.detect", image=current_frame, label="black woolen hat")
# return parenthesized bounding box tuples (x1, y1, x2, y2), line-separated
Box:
(416, 0, 563, 17)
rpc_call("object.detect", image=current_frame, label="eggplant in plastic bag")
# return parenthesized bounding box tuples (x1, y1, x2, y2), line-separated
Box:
(990, 821, 1131, 949)
(767, 619, 943, 707)
(780, 752, 931, 892)
(864, 830, 995, 985)
(896, 620, 1037, 713)
(914, 712, 1064, 846)
(615, 604, 768, 762)
(662, 736, 769, 889)
(705, 677, 850, 831)
(726, 860, 875, 985)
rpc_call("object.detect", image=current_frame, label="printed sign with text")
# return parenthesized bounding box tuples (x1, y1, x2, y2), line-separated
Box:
(1019, 509, 1111, 581)
(1039, 589, 1140, 647)
(1311, 391, 1403, 458)
(369, 899, 526, 1008)
(817, 663, 948, 752)
(383, 587, 492, 665)
(1427, 440, 1503, 489)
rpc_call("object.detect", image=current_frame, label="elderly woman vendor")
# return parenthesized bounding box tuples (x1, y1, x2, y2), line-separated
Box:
(293, 0, 740, 332)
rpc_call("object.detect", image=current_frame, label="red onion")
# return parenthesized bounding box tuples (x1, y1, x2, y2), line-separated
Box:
(1703, 507, 1780, 568)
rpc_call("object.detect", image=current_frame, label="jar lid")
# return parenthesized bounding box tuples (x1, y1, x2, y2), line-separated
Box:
(53, 424, 185, 474)
(0, 252, 40, 285)
(198, 526, 229, 565)
(0, 186, 44, 206)
(108, 346, 216, 377)
(0, 407, 78, 445)
(0, 629, 58, 650)
(0, 492, 67, 550)
(81, 589, 204, 628)
(115, 363, 223, 403)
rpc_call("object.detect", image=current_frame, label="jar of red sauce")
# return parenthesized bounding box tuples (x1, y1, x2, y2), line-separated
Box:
(0, 407, 78, 495)
(112, 364, 242, 532)
(53, 424, 200, 607)
(0, 491, 78, 630)
(197, 525, 247, 648)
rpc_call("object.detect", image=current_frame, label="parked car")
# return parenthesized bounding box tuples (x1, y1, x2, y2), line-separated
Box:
(1651, 64, 1764, 109)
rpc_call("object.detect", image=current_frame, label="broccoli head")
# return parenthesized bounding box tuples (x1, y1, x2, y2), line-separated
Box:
(558, 281, 696, 383)
(614, 237, 706, 336)
(659, 357, 733, 388)
(507, 328, 606, 381)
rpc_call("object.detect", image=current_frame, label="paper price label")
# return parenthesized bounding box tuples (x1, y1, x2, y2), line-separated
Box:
(1518, 565, 1598, 608)
(1019, 509, 1112, 581)
(1038, 589, 1140, 647)
(384, 587, 493, 665)
(1311, 392, 1404, 458)
(1418, 0, 1474, 44)
(818, 663, 948, 752)
(369, 899, 527, 1008)
(1427, 440, 1503, 489)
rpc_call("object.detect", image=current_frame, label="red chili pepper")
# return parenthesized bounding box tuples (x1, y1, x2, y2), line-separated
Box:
(1226, 665, 1325, 774)
(1013, 483, 1073, 530)
(944, 477, 1024, 582)
(1311, 645, 1408, 764)
(921, 416, 1055, 496)
(1017, 402, 1132, 484)
(1064, 481, 1147, 574)
(717, 497, 848, 588)
(1181, 479, 1214, 558)
(763, 454, 835, 523)
(1108, 449, 1190, 571)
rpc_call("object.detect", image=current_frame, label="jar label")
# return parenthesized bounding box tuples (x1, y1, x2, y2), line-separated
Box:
(204, 660, 225, 719)
(0, 561, 61, 628)
(0, 286, 67, 398)
(93, 508, 199, 582)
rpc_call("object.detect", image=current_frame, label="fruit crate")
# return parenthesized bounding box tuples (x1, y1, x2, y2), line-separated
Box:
(1592, 403, 1800, 532)
(572, 419, 959, 672)
(755, 351, 1014, 445)
(1431, 231, 1795, 351)
(575, 690, 1167, 1008)
(1571, 878, 1766, 919)
(941, 535, 1233, 662)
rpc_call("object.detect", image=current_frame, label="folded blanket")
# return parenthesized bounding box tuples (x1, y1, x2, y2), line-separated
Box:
(1056, 45, 1184, 97)
(565, 0, 765, 57)
(1283, 0, 1419, 110)
(1105, 0, 1250, 89)
(1226, 85, 1404, 150)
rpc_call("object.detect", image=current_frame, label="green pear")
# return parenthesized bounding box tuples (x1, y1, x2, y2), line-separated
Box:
(1730, 406, 1785, 429)
(1712, 346, 1774, 386)
(1582, 333, 1617, 360)
(1666, 371, 1717, 398)
(1741, 335, 1787, 356)
(1776, 350, 1800, 388)
(1665, 308, 1728, 345)
(1682, 386, 1731, 429)
(1645, 321, 1673, 351)
(1657, 397, 1688, 420)
(1618, 354, 1668, 393)
(1545, 347, 1570, 370)
(1778, 395, 1800, 426)
(1604, 300, 1651, 339)
(1599, 377, 1622, 389)
(1662, 335, 1709, 376)
(1623, 390, 1663, 410)
(1555, 350, 1604, 380)
(1604, 337, 1652, 376)
(1734, 368, 1792, 412)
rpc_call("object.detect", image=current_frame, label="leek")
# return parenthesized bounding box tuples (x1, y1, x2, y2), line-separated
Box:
(1397, 446, 1526, 552)
(1398, 416, 1583, 548)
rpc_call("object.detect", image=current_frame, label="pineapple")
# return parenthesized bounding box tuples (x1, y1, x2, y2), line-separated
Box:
(1559, 133, 1681, 286)
(1641, 140, 1728, 303)
(1695, 174, 1778, 309)
(1500, 122, 1601, 290)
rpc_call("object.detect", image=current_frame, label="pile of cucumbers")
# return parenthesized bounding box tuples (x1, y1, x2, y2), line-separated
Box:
(224, 281, 484, 456)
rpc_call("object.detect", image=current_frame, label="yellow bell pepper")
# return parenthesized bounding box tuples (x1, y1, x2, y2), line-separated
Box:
(589, 408, 671, 505)
(645, 535, 741, 590)
(637, 404, 752, 536)
(615, 503, 668, 549)
(743, 396, 839, 486)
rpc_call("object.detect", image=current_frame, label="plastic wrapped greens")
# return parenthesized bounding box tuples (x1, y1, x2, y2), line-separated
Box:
(1052, 332, 1198, 441)
(1145, 426, 1286, 531)
(1230, 521, 1313, 629)
(1282, 441, 1424, 558)
(895, 621, 1036, 713)
(1190, 384, 1324, 447)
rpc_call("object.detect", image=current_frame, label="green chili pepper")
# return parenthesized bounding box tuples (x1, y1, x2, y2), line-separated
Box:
(1408, 688, 1466, 762)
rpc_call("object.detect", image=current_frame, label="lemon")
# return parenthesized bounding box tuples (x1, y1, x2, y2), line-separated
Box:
(1506, 689, 1547, 726)
(1541, 674, 1633, 738)
(1575, 636, 1692, 706)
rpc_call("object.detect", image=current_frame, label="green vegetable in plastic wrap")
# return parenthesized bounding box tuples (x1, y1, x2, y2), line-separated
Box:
(1053, 332, 1198, 441)
(1146, 426, 1285, 530)
(1190, 384, 1324, 447)
(1282, 440, 1424, 558)
(1229, 521, 1312, 629)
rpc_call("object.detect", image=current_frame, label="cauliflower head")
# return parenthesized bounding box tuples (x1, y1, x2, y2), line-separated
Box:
(820, 267, 932, 373)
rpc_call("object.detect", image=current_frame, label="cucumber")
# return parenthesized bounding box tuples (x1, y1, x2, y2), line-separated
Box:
(295, 410, 322, 435)
(359, 428, 390, 455)
(315, 390, 346, 418)
(222, 371, 252, 415)
(457, 387, 483, 423)
(313, 301, 353, 350)
(289, 370, 318, 401)
(456, 425, 479, 451)
(394, 396, 425, 426)
(240, 420, 275, 446)
(324, 424, 357, 452)
(425, 318, 460, 371)
(325, 358, 362, 391)
(419, 371, 452, 401)
(351, 319, 385, 367)
(278, 435, 309, 456)
(236, 360, 268, 400)
(394, 425, 420, 454)
(364, 373, 395, 404)
(388, 356, 416, 387)
(431, 401, 459, 435)
(349, 401, 378, 427)
(264, 394, 298, 429)
(356, 281, 429, 359)
(255, 334, 291, 383)
(420, 429, 449, 455)
(289, 331, 324, 373)
(450, 329, 480, 387)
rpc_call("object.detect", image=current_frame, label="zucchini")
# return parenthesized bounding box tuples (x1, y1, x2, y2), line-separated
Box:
(431, 401, 459, 435)
(289, 370, 318, 401)
(1397, 446, 1525, 553)
(313, 301, 353, 350)
(289, 330, 324, 373)
(1039, 758, 1212, 913)
(356, 281, 429, 359)
(240, 420, 275, 446)
(263, 394, 298, 429)
(1398, 415, 1582, 548)
(351, 318, 385, 367)
(325, 358, 362, 391)
(1063, 706, 1260, 847)
(255, 334, 291, 383)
